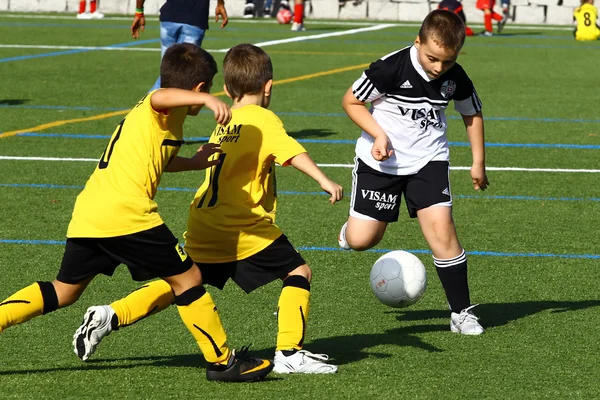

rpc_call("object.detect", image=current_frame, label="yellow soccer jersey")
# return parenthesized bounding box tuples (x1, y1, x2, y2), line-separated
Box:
(574, 3, 600, 41)
(67, 91, 188, 238)
(185, 105, 306, 263)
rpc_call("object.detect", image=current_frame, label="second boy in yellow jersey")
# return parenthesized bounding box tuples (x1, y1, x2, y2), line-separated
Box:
(77, 43, 344, 374)
(574, 0, 600, 41)
(0, 43, 274, 383)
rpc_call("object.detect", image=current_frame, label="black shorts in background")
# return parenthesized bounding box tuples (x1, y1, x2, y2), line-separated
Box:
(350, 158, 452, 221)
(57, 224, 193, 284)
(196, 234, 306, 294)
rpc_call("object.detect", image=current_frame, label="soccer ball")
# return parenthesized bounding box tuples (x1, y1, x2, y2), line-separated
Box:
(370, 251, 427, 308)
(277, 8, 293, 24)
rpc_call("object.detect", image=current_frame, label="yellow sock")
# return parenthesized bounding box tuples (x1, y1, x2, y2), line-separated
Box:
(175, 286, 230, 364)
(110, 280, 174, 328)
(276, 276, 311, 352)
(0, 282, 57, 332)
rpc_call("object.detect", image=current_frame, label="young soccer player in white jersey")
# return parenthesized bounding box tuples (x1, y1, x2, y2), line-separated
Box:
(0, 43, 274, 383)
(72, 43, 343, 374)
(338, 10, 489, 335)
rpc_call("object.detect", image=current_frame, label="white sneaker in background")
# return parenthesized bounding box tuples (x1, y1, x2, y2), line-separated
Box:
(243, 3, 255, 18)
(73, 305, 115, 361)
(274, 349, 338, 374)
(91, 11, 105, 19)
(291, 22, 305, 32)
(77, 12, 93, 19)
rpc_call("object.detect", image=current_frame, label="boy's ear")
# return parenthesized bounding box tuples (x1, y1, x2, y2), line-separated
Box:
(193, 82, 205, 92)
(264, 79, 273, 96)
(414, 36, 421, 48)
(223, 84, 233, 99)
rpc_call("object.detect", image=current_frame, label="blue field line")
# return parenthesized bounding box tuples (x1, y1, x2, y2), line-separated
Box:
(11, 132, 600, 149)
(298, 246, 600, 259)
(3, 105, 600, 125)
(1, 238, 598, 259)
(1, 183, 600, 203)
(0, 39, 159, 63)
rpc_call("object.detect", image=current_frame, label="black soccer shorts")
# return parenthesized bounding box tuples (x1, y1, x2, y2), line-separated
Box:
(57, 224, 194, 284)
(195, 234, 306, 294)
(350, 158, 452, 221)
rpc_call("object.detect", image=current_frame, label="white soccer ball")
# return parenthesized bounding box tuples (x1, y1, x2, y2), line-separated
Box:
(370, 250, 427, 308)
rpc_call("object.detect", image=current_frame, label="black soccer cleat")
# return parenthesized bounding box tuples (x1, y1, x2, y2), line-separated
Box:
(206, 345, 273, 382)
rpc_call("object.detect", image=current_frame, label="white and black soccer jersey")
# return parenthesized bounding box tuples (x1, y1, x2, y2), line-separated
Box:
(352, 46, 482, 175)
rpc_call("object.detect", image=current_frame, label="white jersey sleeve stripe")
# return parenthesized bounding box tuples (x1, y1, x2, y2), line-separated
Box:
(352, 73, 384, 103)
(454, 89, 483, 116)
(357, 82, 374, 102)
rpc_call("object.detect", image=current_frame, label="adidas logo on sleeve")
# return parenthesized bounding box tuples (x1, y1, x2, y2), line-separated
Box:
(400, 80, 412, 89)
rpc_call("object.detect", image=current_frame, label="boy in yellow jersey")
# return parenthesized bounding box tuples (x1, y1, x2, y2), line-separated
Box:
(75, 43, 343, 374)
(0, 43, 273, 383)
(574, 0, 600, 41)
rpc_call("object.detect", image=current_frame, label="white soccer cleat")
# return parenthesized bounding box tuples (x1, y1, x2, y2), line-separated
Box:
(73, 305, 115, 361)
(77, 12, 93, 19)
(274, 349, 338, 374)
(291, 22, 305, 32)
(91, 11, 105, 19)
(450, 305, 485, 335)
(338, 222, 351, 250)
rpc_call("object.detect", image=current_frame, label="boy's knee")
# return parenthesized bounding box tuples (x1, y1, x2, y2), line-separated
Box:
(51, 281, 82, 308)
(162, 264, 203, 296)
(347, 235, 381, 251)
(287, 264, 312, 283)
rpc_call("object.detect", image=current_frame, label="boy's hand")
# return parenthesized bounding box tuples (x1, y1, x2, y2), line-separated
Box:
(190, 143, 223, 170)
(371, 135, 393, 161)
(319, 178, 343, 205)
(131, 14, 145, 38)
(471, 163, 489, 191)
(205, 96, 232, 126)
(215, 3, 229, 28)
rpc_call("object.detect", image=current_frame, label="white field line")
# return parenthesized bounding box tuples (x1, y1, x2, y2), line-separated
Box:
(1, 156, 599, 173)
(0, 23, 395, 53)
(0, 13, 577, 30)
(248, 23, 395, 48)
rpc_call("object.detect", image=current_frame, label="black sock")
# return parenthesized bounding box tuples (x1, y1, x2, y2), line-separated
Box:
(434, 250, 470, 313)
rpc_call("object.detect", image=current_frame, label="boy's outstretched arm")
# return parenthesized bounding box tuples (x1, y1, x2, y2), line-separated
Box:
(289, 153, 343, 204)
(342, 87, 393, 161)
(166, 143, 222, 172)
(151, 89, 231, 125)
(462, 111, 489, 191)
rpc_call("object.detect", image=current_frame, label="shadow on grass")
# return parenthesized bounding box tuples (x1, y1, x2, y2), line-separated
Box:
(3, 301, 597, 374)
(0, 352, 281, 381)
(307, 323, 447, 365)
(393, 300, 600, 328)
(309, 300, 600, 365)
(0, 99, 29, 105)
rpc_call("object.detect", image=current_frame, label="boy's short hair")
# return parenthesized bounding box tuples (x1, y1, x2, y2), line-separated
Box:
(419, 9, 466, 53)
(160, 43, 217, 90)
(223, 44, 273, 101)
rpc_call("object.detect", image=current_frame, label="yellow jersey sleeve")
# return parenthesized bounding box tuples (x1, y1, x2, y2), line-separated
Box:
(574, 4, 600, 41)
(184, 105, 306, 263)
(261, 112, 307, 166)
(67, 91, 188, 238)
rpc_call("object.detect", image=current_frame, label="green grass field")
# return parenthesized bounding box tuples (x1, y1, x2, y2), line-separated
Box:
(1, 12, 600, 399)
